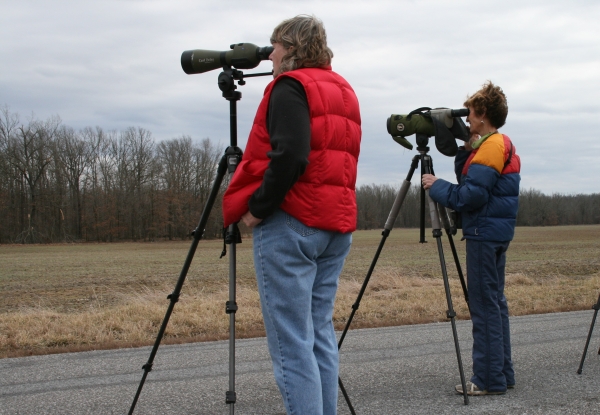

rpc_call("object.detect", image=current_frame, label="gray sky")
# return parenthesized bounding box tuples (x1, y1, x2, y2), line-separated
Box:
(2, 0, 599, 194)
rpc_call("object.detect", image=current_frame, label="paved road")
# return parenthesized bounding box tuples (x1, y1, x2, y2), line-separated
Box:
(1, 311, 599, 414)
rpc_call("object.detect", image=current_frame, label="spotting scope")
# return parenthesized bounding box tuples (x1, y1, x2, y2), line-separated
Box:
(387, 107, 470, 156)
(181, 43, 273, 74)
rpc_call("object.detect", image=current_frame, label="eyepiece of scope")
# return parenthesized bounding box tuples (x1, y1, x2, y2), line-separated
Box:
(450, 108, 470, 117)
(257, 46, 273, 60)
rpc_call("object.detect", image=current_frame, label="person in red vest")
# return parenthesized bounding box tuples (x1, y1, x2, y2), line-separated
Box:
(423, 81, 520, 396)
(222, 15, 361, 415)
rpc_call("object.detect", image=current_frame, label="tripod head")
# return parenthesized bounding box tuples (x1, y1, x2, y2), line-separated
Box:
(415, 133, 431, 153)
(217, 66, 273, 101)
(215, 65, 272, 150)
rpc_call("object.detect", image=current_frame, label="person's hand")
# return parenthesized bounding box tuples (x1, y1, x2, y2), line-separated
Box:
(241, 211, 262, 228)
(422, 174, 437, 190)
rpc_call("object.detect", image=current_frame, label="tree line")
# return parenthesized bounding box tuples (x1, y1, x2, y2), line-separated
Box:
(0, 107, 224, 243)
(355, 184, 600, 230)
(1, 108, 598, 243)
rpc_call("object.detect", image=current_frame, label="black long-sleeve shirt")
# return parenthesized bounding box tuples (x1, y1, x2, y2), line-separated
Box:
(248, 77, 311, 219)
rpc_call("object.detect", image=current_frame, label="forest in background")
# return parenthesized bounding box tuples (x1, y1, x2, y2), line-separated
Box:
(1, 107, 599, 243)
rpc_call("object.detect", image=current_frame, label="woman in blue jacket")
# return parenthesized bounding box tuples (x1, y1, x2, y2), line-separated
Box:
(423, 81, 521, 396)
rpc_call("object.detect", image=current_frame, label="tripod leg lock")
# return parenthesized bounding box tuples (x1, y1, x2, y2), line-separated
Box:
(226, 301, 238, 314)
(226, 390, 237, 404)
(446, 310, 456, 319)
(190, 227, 205, 238)
(225, 146, 243, 174)
(142, 363, 153, 372)
(220, 224, 242, 258)
(224, 223, 242, 244)
(167, 293, 180, 302)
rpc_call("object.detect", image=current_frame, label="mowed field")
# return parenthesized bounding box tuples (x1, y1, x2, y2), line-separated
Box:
(1, 225, 599, 358)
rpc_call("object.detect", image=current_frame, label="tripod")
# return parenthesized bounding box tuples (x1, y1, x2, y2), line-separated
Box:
(576, 292, 600, 374)
(128, 66, 272, 415)
(338, 133, 471, 412)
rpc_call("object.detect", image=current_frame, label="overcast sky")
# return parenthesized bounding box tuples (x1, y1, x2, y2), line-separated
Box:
(2, 0, 599, 194)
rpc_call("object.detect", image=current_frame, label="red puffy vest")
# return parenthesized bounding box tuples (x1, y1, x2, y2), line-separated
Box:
(222, 66, 361, 233)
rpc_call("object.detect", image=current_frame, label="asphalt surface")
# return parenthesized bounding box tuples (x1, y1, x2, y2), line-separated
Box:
(1, 310, 599, 415)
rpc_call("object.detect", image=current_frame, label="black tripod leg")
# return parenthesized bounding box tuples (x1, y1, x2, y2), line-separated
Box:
(434, 233, 469, 405)
(438, 207, 469, 311)
(424, 156, 468, 405)
(446, 234, 469, 310)
(128, 155, 228, 415)
(419, 158, 427, 243)
(225, 223, 240, 413)
(338, 377, 357, 415)
(337, 155, 420, 414)
(577, 292, 600, 374)
(431, 162, 469, 311)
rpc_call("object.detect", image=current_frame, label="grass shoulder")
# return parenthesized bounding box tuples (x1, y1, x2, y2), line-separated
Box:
(1, 225, 599, 358)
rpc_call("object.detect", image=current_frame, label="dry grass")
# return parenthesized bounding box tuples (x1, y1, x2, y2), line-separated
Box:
(1, 225, 599, 358)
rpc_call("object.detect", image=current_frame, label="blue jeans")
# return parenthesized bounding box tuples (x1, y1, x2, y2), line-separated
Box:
(466, 239, 515, 392)
(252, 209, 352, 415)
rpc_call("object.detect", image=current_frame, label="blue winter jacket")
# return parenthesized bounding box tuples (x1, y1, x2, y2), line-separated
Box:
(428, 133, 521, 242)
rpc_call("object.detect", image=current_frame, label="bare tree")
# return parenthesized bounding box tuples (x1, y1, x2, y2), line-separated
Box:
(157, 135, 194, 239)
(121, 127, 156, 240)
(0, 107, 21, 242)
(53, 125, 99, 240)
(155, 136, 224, 239)
(4, 113, 61, 242)
(91, 129, 120, 241)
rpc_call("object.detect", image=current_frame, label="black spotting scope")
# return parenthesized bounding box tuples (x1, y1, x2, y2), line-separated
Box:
(181, 43, 274, 74)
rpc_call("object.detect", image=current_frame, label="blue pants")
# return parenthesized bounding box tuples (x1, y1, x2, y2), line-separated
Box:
(466, 239, 515, 392)
(252, 209, 352, 415)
